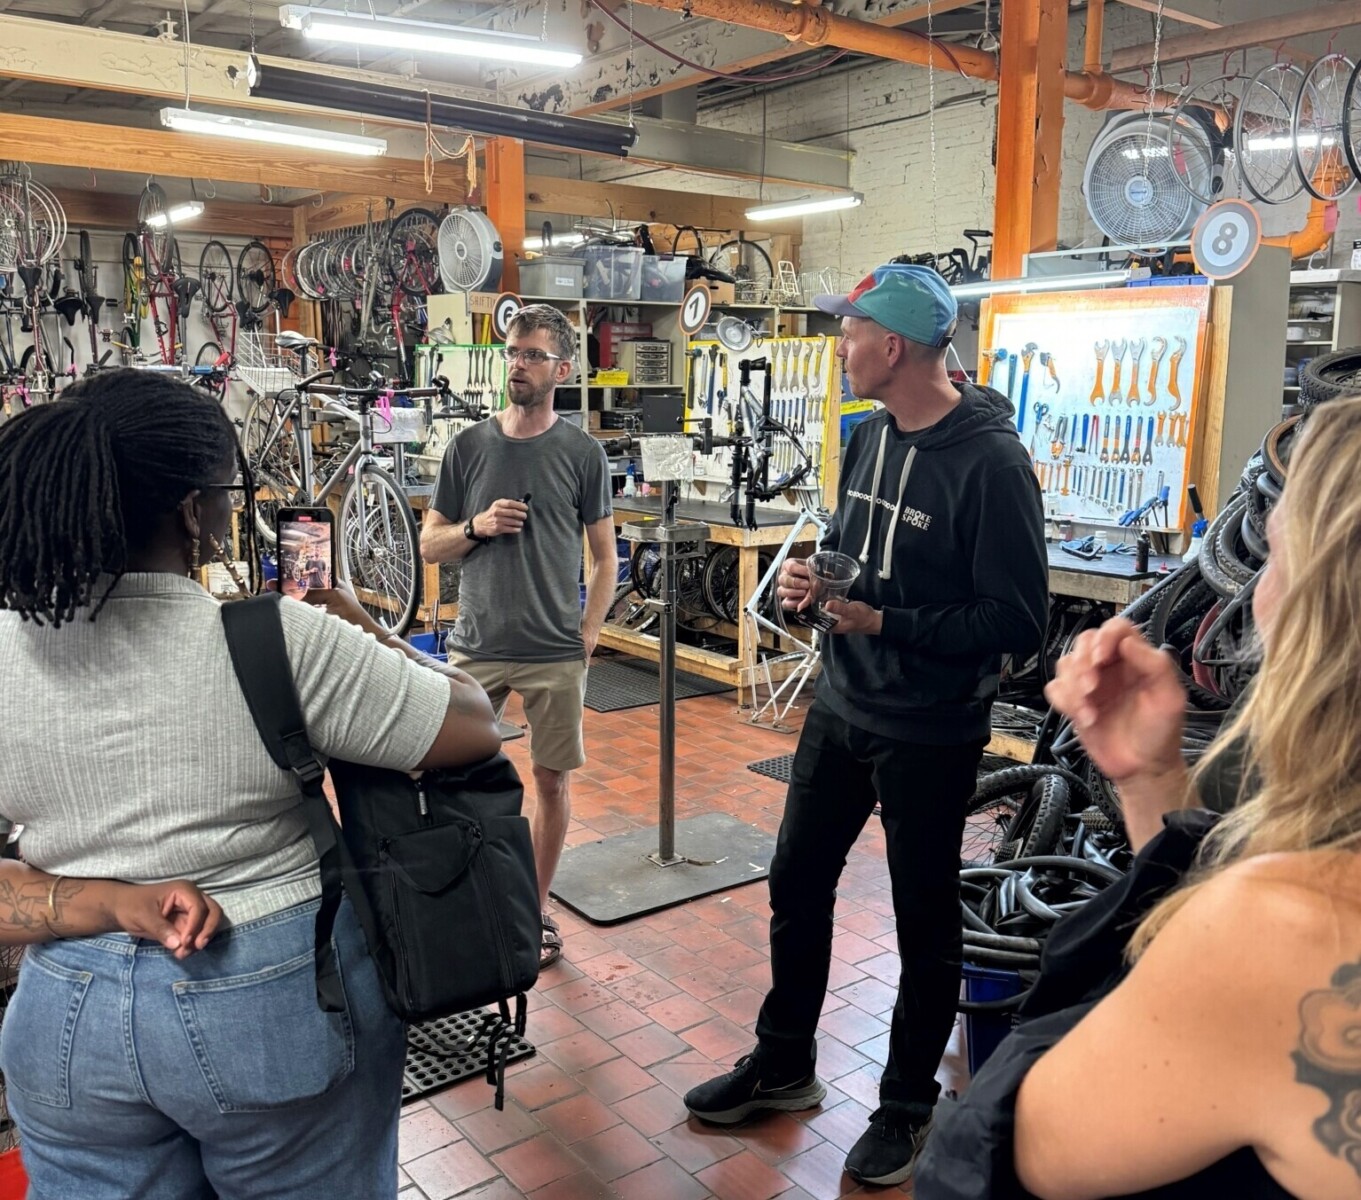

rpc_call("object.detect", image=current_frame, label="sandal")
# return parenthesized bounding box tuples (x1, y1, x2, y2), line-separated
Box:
(540, 913, 563, 969)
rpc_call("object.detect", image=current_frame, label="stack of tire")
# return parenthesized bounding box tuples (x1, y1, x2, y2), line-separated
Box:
(956, 346, 1361, 1009)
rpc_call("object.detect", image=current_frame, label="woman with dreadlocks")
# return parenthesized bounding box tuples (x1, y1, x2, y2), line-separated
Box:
(0, 370, 500, 1198)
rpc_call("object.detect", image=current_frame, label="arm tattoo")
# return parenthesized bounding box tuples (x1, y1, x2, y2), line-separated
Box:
(1294, 955, 1361, 1180)
(0, 875, 87, 939)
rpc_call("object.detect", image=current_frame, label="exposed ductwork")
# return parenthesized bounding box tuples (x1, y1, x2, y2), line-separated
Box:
(628, 0, 1181, 111)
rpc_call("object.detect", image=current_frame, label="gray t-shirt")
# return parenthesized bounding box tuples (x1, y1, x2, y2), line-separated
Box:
(432, 414, 613, 663)
(0, 573, 449, 926)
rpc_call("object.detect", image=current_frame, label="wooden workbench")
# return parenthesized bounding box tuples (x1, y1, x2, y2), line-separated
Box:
(1046, 544, 1181, 607)
(600, 497, 817, 687)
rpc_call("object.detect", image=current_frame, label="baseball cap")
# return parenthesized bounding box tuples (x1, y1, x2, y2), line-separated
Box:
(814, 263, 958, 347)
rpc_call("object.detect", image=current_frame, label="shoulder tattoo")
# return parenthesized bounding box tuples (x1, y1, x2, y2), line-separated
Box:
(1294, 955, 1361, 1180)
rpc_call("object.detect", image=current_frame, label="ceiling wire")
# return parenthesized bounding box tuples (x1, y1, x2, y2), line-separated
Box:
(180, 0, 192, 108)
(927, 0, 940, 250)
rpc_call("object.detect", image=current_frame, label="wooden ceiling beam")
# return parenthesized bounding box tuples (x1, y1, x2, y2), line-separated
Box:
(1109, 1, 1361, 71)
(50, 188, 295, 240)
(0, 114, 459, 205)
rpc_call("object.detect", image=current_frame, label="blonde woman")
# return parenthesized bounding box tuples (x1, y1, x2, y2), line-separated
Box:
(920, 397, 1361, 1200)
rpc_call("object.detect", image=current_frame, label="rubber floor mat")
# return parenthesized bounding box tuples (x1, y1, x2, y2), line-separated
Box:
(747, 753, 795, 784)
(403, 1010, 535, 1102)
(585, 657, 733, 713)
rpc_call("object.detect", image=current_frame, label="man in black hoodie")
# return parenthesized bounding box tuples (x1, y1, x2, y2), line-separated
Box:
(684, 264, 1048, 1185)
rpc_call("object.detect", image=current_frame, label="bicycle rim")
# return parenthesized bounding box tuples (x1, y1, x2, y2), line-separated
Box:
(1235, 63, 1306, 204)
(199, 240, 235, 315)
(241, 394, 302, 547)
(339, 464, 420, 635)
(1292, 53, 1357, 200)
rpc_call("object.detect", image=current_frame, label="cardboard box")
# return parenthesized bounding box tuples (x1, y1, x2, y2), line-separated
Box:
(706, 281, 736, 306)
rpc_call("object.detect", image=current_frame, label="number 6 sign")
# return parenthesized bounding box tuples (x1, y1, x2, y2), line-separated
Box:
(1191, 199, 1262, 281)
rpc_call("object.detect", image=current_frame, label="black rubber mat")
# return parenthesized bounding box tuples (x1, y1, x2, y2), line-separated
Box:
(585, 657, 733, 713)
(747, 753, 795, 784)
(402, 1010, 535, 1102)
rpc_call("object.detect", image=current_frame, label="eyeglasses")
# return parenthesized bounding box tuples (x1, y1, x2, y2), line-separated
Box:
(500, 347, 567, 366)
(203, 476, 249, 493)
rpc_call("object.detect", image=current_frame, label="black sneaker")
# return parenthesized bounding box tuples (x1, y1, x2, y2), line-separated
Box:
(844, 1104, 931, 1186)
(683, 1051, 826, 1125)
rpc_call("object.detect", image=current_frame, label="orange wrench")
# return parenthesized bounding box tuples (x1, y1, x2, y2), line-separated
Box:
(1090, 340, 1108, 404)
(1127, 339, 1146, 406)
(1168, 337, 1187, 411)
(1108, 340, 1128, 406)
(1146, 336, 1167, 406)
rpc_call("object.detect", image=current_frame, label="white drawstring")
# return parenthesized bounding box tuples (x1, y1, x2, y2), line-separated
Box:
(857, 423, 889, 566)
(880, 445, 917, 581)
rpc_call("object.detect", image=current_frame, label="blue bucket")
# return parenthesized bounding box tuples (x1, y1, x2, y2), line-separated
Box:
(962, 964, 1025, 1075)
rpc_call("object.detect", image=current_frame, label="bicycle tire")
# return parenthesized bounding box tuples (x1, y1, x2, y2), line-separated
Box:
(237, 241, 276, 314)
(138, 182, 171, 278)
(339, 463, 421, 635)
(76, 229, 96, 298)
(1300, 348, 1361, 408)
(386, 208, 442, 297)
(240, 393, 302, 547)
(996, 776, 1071, 863)
(1291, 53, 1357, 201)
(1234, 62, 1307, 205)
(710, 238, 774, 301)
(199, 240, 235, 315)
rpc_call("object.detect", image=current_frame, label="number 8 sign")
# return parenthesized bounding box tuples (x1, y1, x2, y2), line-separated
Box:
(1191, 199, 1262, 281)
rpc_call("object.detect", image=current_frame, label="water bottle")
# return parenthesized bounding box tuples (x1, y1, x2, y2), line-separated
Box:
(622, 460, 637, 498)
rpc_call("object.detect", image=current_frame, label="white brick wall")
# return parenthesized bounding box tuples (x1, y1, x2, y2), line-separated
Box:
(585, 1, 1361, 275)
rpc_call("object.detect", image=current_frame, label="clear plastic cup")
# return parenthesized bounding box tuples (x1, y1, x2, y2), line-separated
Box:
(802, 550, 861, 629)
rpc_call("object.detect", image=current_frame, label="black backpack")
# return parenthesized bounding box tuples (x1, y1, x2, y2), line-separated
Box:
(221, 595, 541, 1103)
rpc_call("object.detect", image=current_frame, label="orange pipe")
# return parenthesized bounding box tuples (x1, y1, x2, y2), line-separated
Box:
(631, 0, 1180, 110)
(1084, 0, 1105, 74)
(1262, 194, 1336, 260)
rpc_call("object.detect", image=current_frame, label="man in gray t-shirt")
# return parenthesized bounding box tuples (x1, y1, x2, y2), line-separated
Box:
(421, 304, 617, 969)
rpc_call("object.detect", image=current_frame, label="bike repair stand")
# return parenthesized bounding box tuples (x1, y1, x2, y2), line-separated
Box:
(550, 459, 778, 925)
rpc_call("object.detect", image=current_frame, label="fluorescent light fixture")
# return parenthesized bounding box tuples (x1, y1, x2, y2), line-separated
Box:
(158, 107, 387, 157)
(949, 268, 1151, 300)
(144, 201, 205, 228)
(746, 192, 863, 221)
(523, 232, 587, 252)
(279, 5, 583, 68)
(1246, 133, 1336, 152)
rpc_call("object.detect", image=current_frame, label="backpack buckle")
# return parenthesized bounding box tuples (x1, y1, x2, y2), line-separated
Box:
(282, 730, 325, 788)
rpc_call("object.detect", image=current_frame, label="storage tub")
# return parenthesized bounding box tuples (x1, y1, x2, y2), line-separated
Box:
(578, 245, 644, 301)
(961, 964, 1026, 1075)
(641, 254, 687, 303)
(518, 256, 584, 299)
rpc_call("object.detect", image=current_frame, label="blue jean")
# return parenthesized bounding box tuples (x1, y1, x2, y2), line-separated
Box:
(1, 898, 405, 1200)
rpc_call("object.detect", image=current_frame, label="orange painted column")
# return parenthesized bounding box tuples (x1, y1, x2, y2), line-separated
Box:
(992, 0, 1068, 280)
(484, 136, 526, 294)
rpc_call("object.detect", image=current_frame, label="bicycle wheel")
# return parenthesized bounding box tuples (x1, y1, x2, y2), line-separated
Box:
(1293, 52, 1357, 200)
(1167, 76, 1237, 205)
(385, 208, 442, 296)
(138, 182, 171, 278)
(199, 240, 234, 315)
(339, 463, 420, 635)
(76, 229, 96, 298)
(240, 392, 302, 546)
(195, 340, 227, 398)
(709, 238, 774, 303)
(1234, 62, 1306, 204)
(237, 241, 276, 313)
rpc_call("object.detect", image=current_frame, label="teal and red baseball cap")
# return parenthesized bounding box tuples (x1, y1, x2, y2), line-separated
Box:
(814, 263, 958, 347)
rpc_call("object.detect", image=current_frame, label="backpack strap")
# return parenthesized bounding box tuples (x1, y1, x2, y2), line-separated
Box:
(220, 595, 348, 1014)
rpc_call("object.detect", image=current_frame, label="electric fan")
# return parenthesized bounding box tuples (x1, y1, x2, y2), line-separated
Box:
(437, 207, 504, 293)
(1083, 111, 1212, 245)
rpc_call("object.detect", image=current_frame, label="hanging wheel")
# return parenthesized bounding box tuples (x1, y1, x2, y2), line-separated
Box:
(237, 241, 277, 313)
(709, 238, 774, 302)
(1234, 62, 1307, 205)
(138, 181, 172, 278)
(1292, 52, 1358, 200)
(199, 240, 235, 315)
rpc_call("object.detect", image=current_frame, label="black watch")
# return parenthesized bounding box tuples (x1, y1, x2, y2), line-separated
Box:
(464, 518, 490, 545)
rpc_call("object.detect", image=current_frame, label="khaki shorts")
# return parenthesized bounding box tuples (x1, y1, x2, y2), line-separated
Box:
(447, 653, 588, 773)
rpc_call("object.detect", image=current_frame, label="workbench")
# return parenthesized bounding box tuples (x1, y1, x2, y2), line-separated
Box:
(599, 497, 817, 687)
(1046, 544, 1182, 607)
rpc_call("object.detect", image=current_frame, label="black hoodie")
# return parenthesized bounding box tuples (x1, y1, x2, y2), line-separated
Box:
(817, 383, 1048, 744)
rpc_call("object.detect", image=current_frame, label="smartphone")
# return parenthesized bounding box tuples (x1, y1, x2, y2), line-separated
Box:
(276, 507, 335, 600)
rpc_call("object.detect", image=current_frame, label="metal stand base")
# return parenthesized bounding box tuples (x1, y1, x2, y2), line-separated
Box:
(549, 812, 776, 925)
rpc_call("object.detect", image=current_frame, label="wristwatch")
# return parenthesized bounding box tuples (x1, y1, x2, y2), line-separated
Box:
(464, 518, 491, 545)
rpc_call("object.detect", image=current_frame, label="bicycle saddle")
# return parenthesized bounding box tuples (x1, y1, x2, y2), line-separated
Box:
(276, 330, 320, 349)
(271, 287, 296, 318)
(173, 276, 201, 305)
(53, 293, 87, 326)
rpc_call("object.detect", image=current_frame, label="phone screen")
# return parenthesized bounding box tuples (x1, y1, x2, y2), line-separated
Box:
(277, 509, 335, 600)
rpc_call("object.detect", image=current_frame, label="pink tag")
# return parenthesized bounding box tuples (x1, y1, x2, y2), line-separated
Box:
(1326, 203, 1340, 231)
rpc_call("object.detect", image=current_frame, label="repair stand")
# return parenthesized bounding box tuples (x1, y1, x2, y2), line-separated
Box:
(551, 478, 777, 924)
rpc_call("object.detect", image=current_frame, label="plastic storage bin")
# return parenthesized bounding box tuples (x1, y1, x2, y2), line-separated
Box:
(408, 630, 449, 661)
(961, 964, 1026, 1075)
(640, 254, 687, 303)
(578, 245, 644, 301)
(517, 256, 583, 299)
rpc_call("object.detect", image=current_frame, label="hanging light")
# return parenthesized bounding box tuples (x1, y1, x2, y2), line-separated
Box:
(746, 193, 863, 221)
(278, 5, 583, 69)
(158, 107, 388, 157)
(144, 201, 205, 228)
(949, 268, 1151, 300)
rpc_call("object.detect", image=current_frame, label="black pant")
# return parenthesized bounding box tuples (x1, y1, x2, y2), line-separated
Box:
(754, 698, 985, 1111)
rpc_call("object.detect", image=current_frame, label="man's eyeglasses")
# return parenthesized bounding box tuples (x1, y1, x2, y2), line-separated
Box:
(500, 347, 567, 366)
(203, 476, 249, 494)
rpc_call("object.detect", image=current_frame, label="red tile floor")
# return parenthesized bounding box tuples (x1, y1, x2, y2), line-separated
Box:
(397, 682, 969, 1200)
